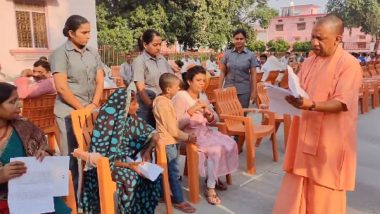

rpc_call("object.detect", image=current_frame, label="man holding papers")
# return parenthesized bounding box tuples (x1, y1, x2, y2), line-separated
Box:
(273, 15, 362, 214)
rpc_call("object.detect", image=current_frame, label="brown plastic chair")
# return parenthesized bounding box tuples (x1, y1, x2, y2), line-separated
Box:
(21, 94, 60, 152)
(157, 140, 200, 205)
(204, 76, 219, 103)
(256, 82, 291, 147)
(359, 85, 370, 114)
(256, 72, 264, 83)
(214, 87, 278, 174)
(266, 71, 280, 84)
(177, 122, 232, 204)
(100, 88, 119, 107)
(65, 172, 78, 214)
(71, 109, 173, 214)
(279, 70, 289, 89)
(72, 149, 117, 214)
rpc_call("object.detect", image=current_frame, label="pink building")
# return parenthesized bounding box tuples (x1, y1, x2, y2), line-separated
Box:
(0, 0, 98, 80)
(256, 4, 377, 52)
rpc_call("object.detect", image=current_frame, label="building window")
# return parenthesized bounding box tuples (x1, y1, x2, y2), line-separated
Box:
(278, 19, 283, 22)
(357, 42, 367, 49)
(316, 17, 322, 20)
(359, 35, 366, 40)
(294, 37, 301, 41)
(299, 18, 304, 21)
(297, 23, 306, 31)
(15, 0, 48, 48)
(276, 24, 284, 31)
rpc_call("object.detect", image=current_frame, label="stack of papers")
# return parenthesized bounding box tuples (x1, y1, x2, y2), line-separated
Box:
(8, 156, 69, 214)
(264, 68, 309, 116)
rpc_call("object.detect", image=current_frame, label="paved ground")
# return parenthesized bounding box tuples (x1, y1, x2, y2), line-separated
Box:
(156, 108, 380, 214)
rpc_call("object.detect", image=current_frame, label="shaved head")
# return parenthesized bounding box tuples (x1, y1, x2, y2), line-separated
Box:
(310, 14, 344, 57)
(315, 14, 344, 36)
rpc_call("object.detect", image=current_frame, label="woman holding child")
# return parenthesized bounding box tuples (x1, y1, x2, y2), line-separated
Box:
(173, 65, 239, 205)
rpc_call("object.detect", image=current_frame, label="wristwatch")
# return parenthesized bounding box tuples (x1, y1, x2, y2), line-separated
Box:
(308, 101, 316, 111)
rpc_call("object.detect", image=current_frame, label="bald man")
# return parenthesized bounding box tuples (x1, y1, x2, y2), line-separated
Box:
(273, 15, 362, 214)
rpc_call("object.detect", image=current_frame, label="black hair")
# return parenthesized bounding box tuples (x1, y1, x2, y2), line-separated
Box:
(159, 73, 180, 94)
(0, 82, 17, 104)
(181, 65, 206, 90)
(39, 56, 48, 61)
(33, 59, 51, 72)
(260, 54, 268, 60)
(174, 60, 184, 68)
(138, 29, 161, 51)
(62, 15, 89, 38)
(233, 28, 247, 38)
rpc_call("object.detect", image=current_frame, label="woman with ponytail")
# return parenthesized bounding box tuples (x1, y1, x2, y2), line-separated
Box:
(49, 15, 104, 197)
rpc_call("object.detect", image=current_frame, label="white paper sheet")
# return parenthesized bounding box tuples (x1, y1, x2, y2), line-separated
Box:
(287, 68, 309, 98)
(265, 83, 301, 116)
(138, 162, 163, 182)
(8, 156, 70, 214)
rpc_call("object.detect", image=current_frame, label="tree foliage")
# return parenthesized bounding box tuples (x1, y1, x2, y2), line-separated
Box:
(327, 0, 380, 50)
(267, 39, 290, 52)
(96, 4, 134, 51)
(247, 40, 266, 52)
(292, 41, 312, 52)
(95, 0, 277, 51)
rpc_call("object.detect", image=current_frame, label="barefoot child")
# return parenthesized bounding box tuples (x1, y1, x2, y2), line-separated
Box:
(153, 73, 196, 213)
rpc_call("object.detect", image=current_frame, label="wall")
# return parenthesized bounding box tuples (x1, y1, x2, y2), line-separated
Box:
(0, 0, 98, 80)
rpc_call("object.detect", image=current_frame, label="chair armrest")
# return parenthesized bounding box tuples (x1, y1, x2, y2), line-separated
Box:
(242, 108, 275, 125)
(219, 114, 251, 124)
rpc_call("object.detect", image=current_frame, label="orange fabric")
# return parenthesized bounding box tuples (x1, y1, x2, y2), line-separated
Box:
(273, 173, 346, 214)
(282, 45, 362, 191)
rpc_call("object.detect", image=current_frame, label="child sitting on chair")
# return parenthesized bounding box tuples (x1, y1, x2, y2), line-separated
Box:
(153, 73, 197, 213)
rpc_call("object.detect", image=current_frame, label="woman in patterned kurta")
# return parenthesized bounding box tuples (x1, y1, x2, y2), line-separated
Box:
(80, 87, 161, 213)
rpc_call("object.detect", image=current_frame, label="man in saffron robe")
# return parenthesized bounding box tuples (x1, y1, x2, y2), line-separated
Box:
(273, 15, 362, 214)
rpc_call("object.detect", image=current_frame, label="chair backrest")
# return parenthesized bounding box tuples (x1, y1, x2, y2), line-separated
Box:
(266, 70, 280, 84)
(204, 76, 219, 103)
(21, 94, 57, 131)
(71, 108, 99, 151)
(214, 87, 244, 117)
(100, 88, 118, 106)
(368, 64, 378, 76)
(279, 70, 289, 89)
(256, 72, 263, 83)
(110, 66, 121, 77)
(256, 82, 270, 107)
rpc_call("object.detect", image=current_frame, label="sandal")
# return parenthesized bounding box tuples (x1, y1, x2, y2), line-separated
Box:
(215, 179, 228, 191)
(204, 188, 221, 205)
(173, 202, 196, 213)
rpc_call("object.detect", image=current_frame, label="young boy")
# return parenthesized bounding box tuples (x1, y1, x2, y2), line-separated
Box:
(153, 73, 196, 213)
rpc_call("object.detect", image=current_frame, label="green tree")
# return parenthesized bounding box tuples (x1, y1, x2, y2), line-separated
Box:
(327, 0, 380, 51)
(267, 39, 290, 52)
(96, 0, 277, 51)
(247, 40, 266, 52)
(292, 41, 312, 52)
(96, 4, 134, 51)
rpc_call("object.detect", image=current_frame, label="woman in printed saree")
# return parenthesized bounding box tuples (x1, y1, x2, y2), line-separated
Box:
(173, 65, 239, 205)
(80, 86, 161, 213)
(0, 82, 71, 213)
